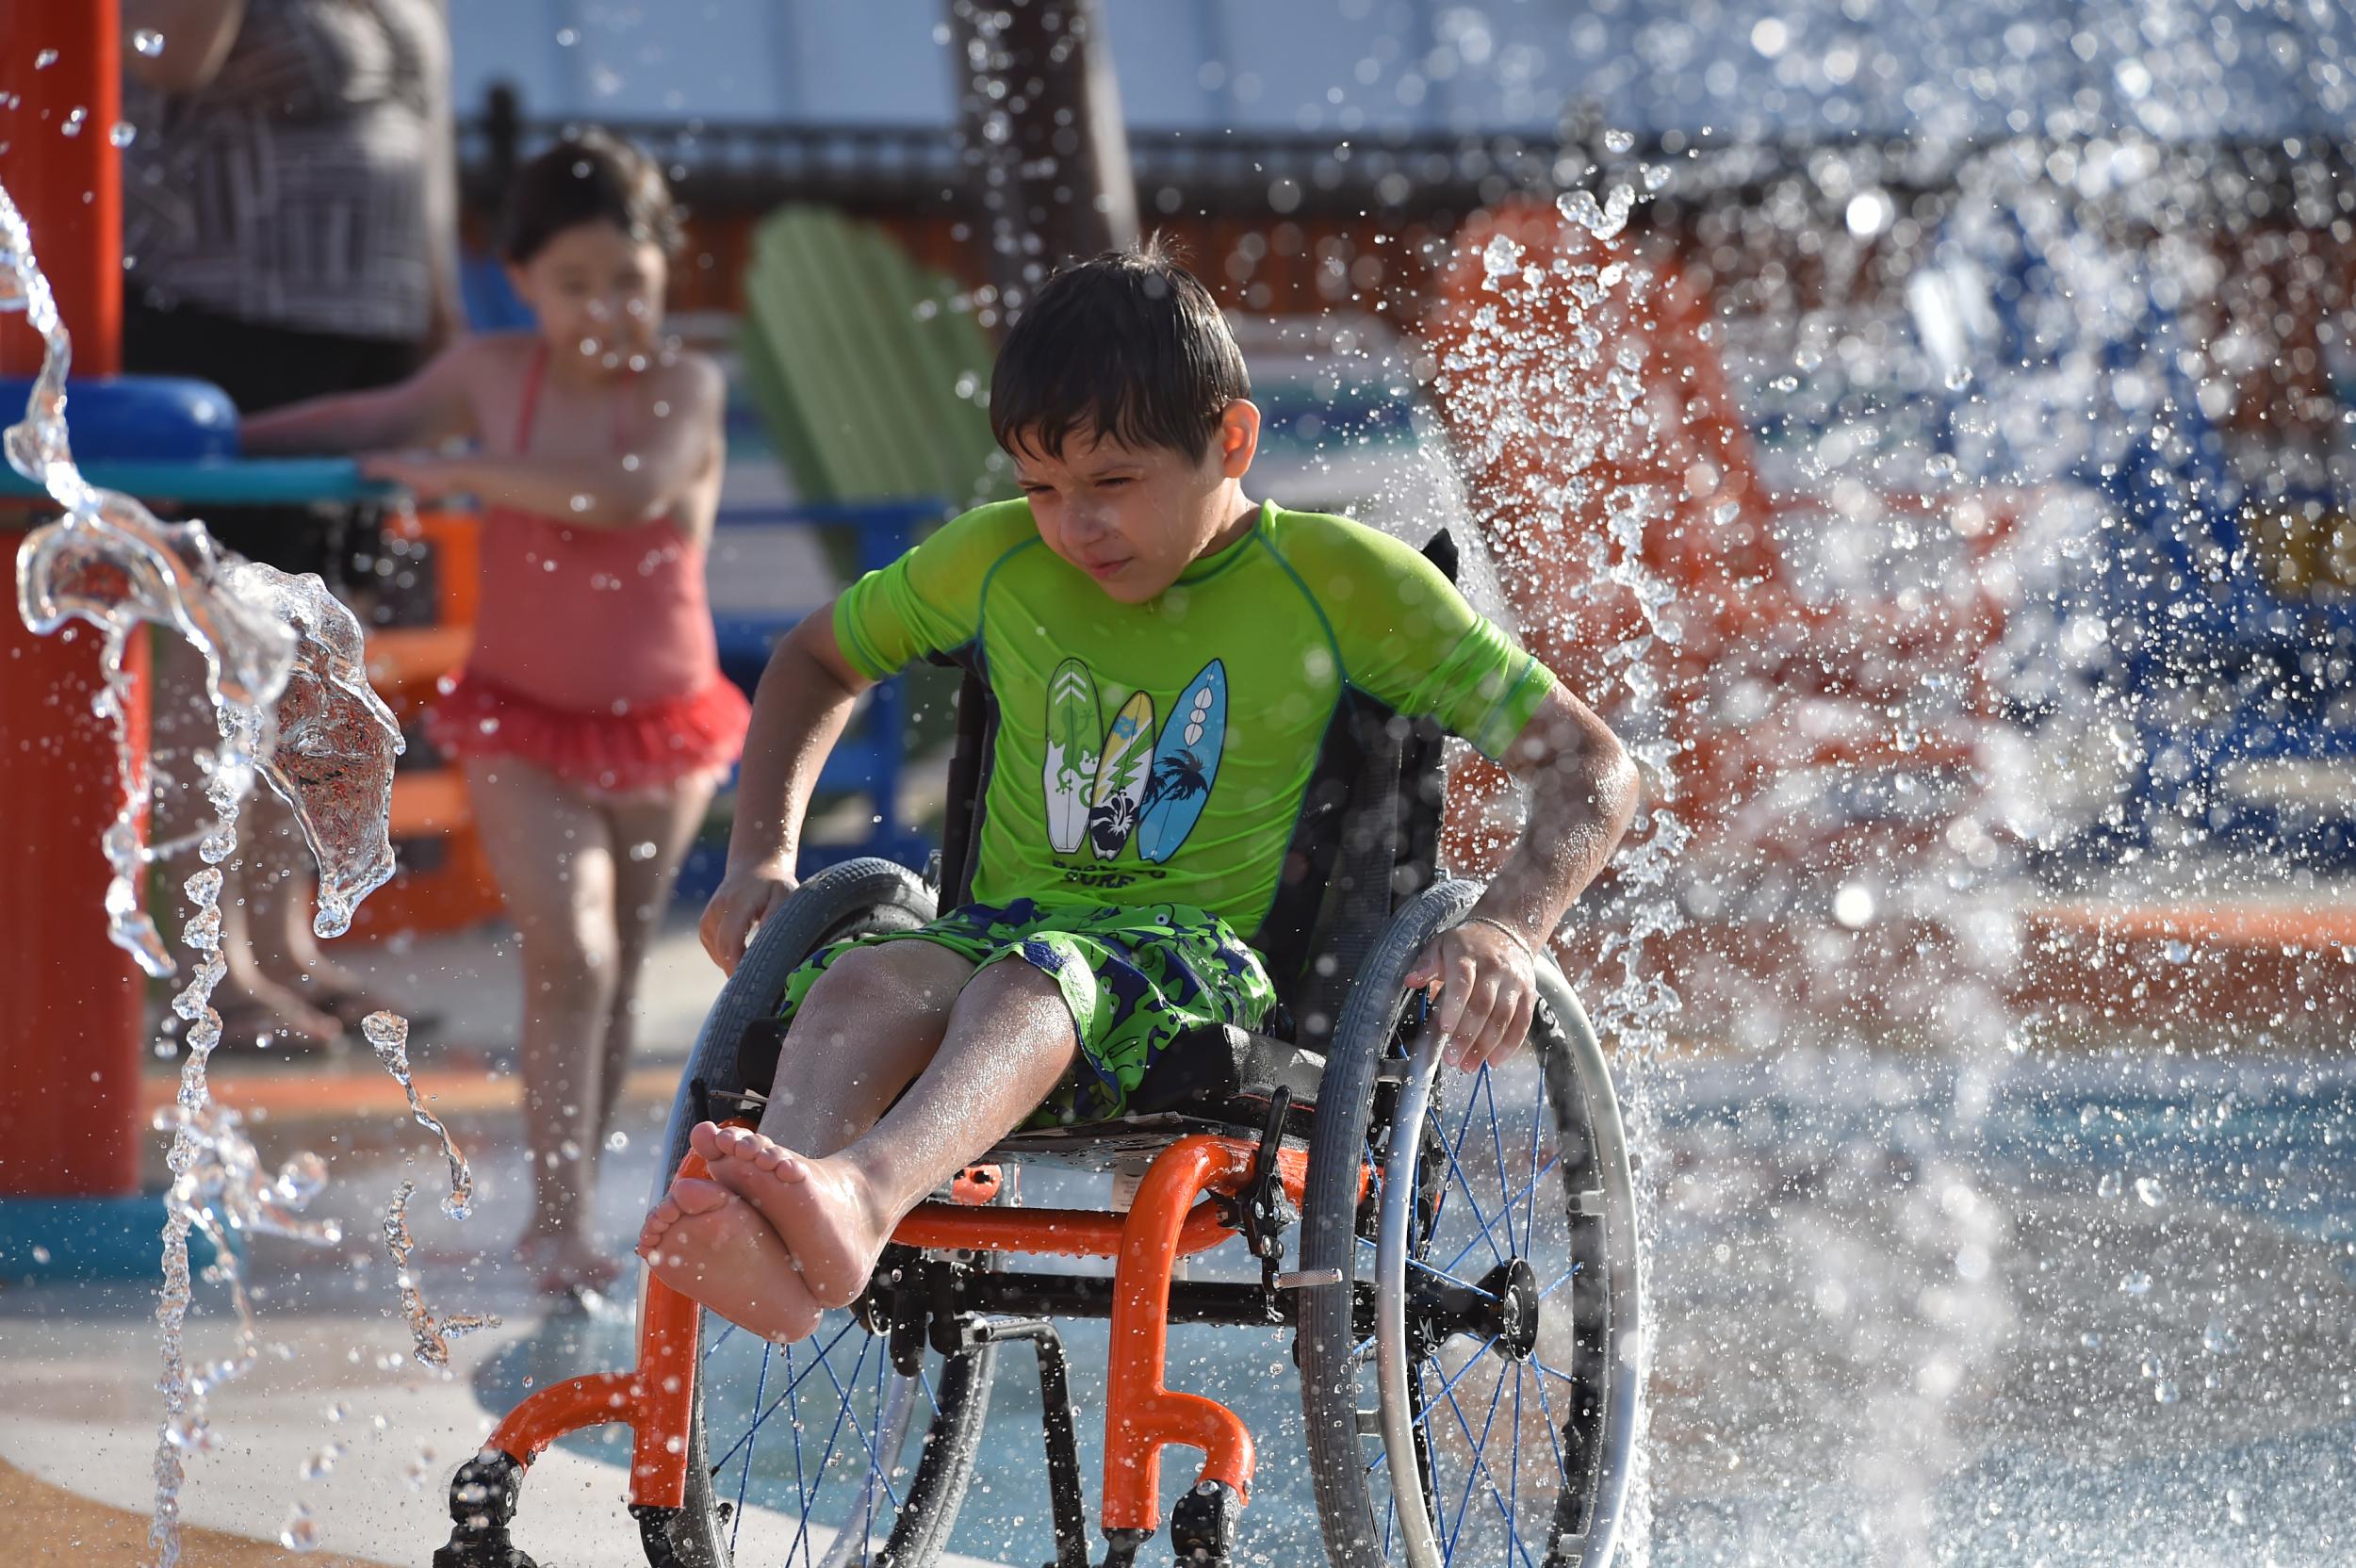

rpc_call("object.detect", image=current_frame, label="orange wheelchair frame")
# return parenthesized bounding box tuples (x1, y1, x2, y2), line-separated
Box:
(441, 1119, 1330, 1566)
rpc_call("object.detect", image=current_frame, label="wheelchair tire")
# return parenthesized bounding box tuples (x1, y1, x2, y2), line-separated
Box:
(1296, 879, 1641, 1568)
(647, 858, 996, 1568)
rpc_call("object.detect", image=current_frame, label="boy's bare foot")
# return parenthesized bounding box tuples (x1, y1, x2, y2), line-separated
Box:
(637, 1176, 823, 1343)
(688, 1122, 891, 1309)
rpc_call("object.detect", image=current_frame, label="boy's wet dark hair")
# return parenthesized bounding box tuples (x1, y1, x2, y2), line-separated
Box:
(501, 131, 683, 264)
(990, 238, 1250, 463)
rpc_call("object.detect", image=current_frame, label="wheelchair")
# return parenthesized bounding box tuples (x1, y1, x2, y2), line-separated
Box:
(437, 541, 1642, 1568)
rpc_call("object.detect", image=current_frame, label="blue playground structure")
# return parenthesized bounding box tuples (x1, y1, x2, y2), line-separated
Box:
(1911, 194, 2356, 862)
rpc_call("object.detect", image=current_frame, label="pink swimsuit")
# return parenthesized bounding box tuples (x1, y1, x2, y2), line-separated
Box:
(425, 345, 749, 795)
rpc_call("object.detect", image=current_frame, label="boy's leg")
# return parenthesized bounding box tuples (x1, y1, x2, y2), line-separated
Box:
(694, 956, 1077, 1307)
(637, 939, 979, 1337)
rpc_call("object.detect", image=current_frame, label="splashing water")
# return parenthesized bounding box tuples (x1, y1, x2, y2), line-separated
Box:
(0, 177, 406, 1567)
(383, 1181, 500, 1368)
(362, 1011, 475, 1220)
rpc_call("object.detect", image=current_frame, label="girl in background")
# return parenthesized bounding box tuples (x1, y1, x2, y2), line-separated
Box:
(246, 134, 747, 1293)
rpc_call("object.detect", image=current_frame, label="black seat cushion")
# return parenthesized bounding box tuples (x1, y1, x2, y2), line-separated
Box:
(1125, 1021, 1323, 1118)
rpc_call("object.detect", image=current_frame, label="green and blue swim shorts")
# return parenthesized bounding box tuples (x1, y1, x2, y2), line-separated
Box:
(776, 896, 1276, 1126)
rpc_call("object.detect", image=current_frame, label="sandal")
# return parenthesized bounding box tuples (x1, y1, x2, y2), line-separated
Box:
(300, 982, 444, 1036)
(202, 993, 346, 1056)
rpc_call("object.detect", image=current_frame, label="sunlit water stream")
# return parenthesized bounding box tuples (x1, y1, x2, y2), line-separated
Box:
(3, 180, 487, 1564)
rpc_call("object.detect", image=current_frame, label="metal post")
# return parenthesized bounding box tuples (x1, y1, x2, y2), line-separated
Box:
(946, 0, 1139, 324)
(0, 0, 142, 1200)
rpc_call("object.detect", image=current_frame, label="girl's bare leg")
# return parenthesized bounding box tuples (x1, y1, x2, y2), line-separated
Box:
(593, 776, 716, 1174)
(466, 757, 624, 1289)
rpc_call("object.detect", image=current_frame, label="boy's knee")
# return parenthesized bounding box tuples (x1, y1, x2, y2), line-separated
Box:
(806, 941, 970, 1013)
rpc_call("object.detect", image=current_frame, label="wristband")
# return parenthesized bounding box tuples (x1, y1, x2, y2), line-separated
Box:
(1461, 914, 1539, 962)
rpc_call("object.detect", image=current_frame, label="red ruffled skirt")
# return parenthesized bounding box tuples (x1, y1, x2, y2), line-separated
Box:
(426, 669, 750, 797)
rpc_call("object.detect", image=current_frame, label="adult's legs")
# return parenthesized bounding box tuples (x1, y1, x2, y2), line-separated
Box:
(589, 778, 716, 1175)
(693, 956, 1077, 1309)
(241, 790, 396, 1026)
(465, 757, 625, 1290)
(150, 634, 338, 1049)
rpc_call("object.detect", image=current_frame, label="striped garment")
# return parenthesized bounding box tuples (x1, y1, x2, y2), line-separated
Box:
(124, 0, 448, 342)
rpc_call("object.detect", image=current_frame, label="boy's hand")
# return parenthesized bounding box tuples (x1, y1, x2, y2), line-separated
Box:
(1402, 916, 1540, 1072)
(700, 860, 799, 975)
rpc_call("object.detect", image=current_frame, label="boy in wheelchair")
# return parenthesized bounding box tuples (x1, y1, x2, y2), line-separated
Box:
(637, 242, 1638, 1346)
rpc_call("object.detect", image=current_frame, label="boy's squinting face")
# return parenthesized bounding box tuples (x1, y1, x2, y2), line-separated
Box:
(508, 220, 667, 369)
(1013, 401, 1260, 604)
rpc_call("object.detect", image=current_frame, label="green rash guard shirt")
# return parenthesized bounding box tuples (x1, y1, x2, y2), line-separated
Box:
(832, 498, 1557, 934)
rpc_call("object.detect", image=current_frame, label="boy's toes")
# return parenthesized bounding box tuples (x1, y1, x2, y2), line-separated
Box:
(637, 1197, 683, 1253)
(667, 1176, 734, 1216)
(688, 1120, 730, 1161)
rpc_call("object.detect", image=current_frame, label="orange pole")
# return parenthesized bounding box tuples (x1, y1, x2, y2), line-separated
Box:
(0, 0, 143, 1198)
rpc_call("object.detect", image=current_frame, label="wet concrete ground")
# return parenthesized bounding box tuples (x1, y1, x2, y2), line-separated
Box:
(2, 916, 2350, 1565)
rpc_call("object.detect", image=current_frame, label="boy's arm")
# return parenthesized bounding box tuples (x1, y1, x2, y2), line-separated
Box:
(358, 353, 724, 531)
(699, 606, 875, 974)
(1403, 685, 1640, 1069)
(239, 339, 482, 455)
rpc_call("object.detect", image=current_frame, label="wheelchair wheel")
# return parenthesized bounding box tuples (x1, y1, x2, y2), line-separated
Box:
(646, 858, 996, 1568)
(1297, 880, 1641, 1568)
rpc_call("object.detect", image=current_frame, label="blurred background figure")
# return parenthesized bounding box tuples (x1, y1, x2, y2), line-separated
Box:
(121, 0, 461, 1049)
(242, 135, 744, 1294)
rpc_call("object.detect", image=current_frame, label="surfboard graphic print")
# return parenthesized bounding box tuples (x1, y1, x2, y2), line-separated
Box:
(1088, 690, 1155, 860)
(1042, 658, 1102, 854)
(1136, 660, 1227, 864)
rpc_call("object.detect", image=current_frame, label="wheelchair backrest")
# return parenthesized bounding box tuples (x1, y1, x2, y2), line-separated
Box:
(931, 531, 1459, 1053)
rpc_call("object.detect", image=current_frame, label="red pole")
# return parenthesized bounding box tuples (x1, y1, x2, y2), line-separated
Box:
(0, 3, 143, 1198)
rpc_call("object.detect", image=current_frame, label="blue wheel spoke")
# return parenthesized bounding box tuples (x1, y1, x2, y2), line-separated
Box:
(1525, 1349, 1575, 1494)
(712, 1315, 864, 1472)
(1407, 1252, 1499, 1297)
(731, 1342, 773, 1556)
(1537, 1263, 1581, 1300)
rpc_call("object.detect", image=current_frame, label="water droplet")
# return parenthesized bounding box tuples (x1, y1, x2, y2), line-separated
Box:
(2134, 1176, 2166, 1207)
(33, 49, 57, 69)
(1832, 884, 1875, 928)
(1481, 234, 1523, 279)
(2120, 1270, 2153, 1298)
(2202, 1320, 2240, 1355)
(133, 29, 166, 57)
(108, 122, 136, 148)
(604, 1129, 630, 1152)
(2097, 1171, 2122, 1199)
(59, 107, 86, 139)
(556, 27, 579, 45)
(1602, 128, 1634, 154)
(280, 1504, 319, 1550)
(2152, 1379, 2179, 1405)
(28, 1245, 50, 1265)
(1945, 365, 1973, 391)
